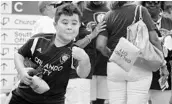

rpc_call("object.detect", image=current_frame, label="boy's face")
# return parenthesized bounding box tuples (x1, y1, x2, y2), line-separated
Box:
(54, 14, 80, 42)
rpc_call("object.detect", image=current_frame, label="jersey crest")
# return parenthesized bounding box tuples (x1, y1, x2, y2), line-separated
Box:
(86, 12, 106, 32)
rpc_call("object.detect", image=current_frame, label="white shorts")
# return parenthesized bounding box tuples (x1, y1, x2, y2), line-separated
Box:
(65, 78, 90, 104)
(90, 75, 109, 100)
(107, 62, 152, 104)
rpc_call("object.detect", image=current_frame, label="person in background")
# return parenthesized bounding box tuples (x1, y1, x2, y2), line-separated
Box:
(96, 1, 165, 104)
(65, 1, 107, 104)
(73, 1, 86, 13)
(33, 1, 71, 34)
(9, 3, 91, 104)
(32, 1, 57, 34)
(163, 1, 172, 20)
(87, 1, 110, 104)
(141, 1, 172, 104)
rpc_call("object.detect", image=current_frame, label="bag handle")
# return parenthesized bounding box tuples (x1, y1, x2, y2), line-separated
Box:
(139, 6, 143, 20)
(132, 5, 139, 24)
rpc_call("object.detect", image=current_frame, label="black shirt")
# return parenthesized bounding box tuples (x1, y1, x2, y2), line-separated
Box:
(14, 34, 74, 103)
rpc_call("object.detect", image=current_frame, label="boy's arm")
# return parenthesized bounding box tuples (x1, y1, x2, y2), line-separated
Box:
(14, 52, 26, 75)
(14, 52, 32, 85)
(15, 38, 34, 85)
(76, 55, 90, 78)
(72, 47, 91, 78)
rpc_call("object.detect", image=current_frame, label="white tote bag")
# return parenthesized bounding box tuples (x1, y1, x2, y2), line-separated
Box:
(127, 6, 164, 72)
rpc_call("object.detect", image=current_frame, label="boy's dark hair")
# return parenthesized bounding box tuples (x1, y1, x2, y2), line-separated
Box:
(54, 3, 82, 23)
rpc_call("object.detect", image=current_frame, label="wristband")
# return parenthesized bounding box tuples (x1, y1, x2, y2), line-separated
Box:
(85, 35, 92, 43)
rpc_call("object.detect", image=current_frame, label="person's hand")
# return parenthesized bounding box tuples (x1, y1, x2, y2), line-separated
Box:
(20, 68, 33, 85)
(72, 46, 89, 61)
(159, 65, 169, 84)
(160, 65, 169, 77)
(159, 28, 171, 36)
(89, 21, 106, 39)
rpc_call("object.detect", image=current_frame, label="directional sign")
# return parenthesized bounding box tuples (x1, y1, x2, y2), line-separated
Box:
(1, 45, 22, 58)
(1, 33, 8, 41)
(1, 1, 12, 14)
(1, 2, 8, 10)
(1, 60, 17, 74)
(1, 14, 41, 29)
(1, 78, 7, 86)
(1, 17, 10, 26)
(0, 48, 9, 56)
(12, 1, 40, 15)
(0, 75, 18, 90)
(1, 30, 33, 44)
(1, 63, 7, 71)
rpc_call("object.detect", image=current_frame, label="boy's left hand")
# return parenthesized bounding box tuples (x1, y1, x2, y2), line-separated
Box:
(72, 46, 89, 61)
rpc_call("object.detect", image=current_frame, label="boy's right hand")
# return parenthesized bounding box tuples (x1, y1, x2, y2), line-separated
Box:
(20, 68, 33, 85)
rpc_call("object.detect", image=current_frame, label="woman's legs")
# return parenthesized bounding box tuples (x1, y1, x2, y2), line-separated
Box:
(127, 75, 152, 104)
(107, 62, 152, 104)
(107, 62, 128, 104)
(107, 80, 127, 104)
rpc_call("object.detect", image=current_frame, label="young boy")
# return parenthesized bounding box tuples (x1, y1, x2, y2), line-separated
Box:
(9, 3, 91, 104)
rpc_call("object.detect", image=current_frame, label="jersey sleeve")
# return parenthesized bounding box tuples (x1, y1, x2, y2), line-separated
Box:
(18, 38, 34, 58)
